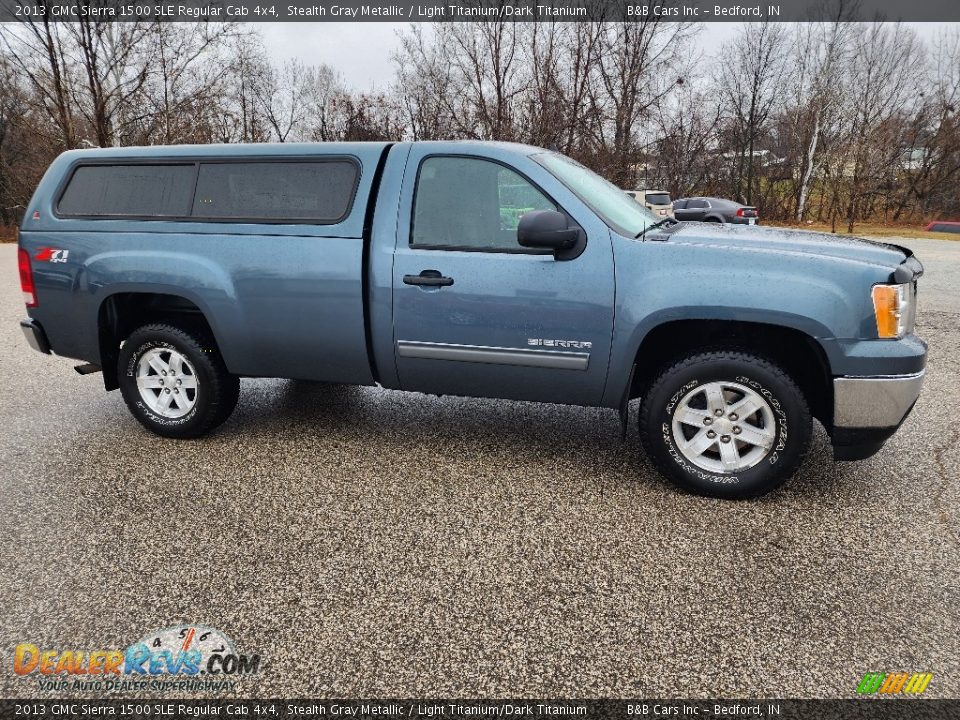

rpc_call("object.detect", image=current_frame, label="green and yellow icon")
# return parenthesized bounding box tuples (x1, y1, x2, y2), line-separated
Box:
(857, 672, 933, 695)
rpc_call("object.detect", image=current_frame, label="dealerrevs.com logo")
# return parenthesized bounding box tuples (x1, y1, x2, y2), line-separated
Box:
(13, 624, 262, 693)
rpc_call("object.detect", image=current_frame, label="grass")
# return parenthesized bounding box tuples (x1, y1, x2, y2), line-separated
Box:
(0, 226, 17, 243)
(767, 221, 960, 241)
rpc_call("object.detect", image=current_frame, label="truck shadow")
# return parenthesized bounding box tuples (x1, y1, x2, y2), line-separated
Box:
(217, 378, 848, 500)
(224, 378, 654, 488)
(241, 379, 616, 440)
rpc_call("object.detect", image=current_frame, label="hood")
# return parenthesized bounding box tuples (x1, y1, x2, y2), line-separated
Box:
(659, 222, 912, 271)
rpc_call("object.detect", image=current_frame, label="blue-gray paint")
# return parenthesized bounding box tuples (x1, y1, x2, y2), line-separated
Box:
(21, 140, 926, 419)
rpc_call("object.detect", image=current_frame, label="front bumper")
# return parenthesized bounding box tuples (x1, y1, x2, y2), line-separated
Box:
(832, 370, 925, 460)
(20, 318, 51, 355)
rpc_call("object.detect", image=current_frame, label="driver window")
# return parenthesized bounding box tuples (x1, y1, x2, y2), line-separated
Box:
(412, 156, 556, 251)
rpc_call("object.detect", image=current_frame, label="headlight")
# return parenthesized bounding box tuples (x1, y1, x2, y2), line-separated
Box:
(872, 283, 915, 338)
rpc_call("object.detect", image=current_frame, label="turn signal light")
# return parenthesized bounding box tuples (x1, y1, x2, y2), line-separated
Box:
(872, 285, 902, 338)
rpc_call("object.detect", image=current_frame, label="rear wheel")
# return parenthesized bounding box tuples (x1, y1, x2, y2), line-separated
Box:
(118, 323, 239, 438)
(638, 350, 811, 499)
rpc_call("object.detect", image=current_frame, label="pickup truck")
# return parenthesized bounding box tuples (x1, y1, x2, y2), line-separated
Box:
(17, 141, 926, 499)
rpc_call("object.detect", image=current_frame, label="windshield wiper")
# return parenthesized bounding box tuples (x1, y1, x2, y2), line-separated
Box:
(636, 217, 678, 240)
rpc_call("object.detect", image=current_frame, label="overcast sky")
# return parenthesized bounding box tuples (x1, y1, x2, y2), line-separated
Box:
(260, 23, 412, 91)
(258, 22, 744, 90)
(259, 22, 942, 91)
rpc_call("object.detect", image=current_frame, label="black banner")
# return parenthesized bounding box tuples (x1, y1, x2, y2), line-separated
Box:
(1, 0, 960, 23)
(0, 700, 958, 720)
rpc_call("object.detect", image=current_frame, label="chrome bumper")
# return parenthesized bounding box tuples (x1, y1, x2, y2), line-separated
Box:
(833, 371, 925, 428)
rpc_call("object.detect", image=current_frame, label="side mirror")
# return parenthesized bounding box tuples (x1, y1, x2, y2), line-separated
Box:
(517, 210, 579, 251)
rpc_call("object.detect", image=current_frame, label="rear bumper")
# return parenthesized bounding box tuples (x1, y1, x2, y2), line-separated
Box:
(831, 370, 925, 460)
(20, 318, 51, 355)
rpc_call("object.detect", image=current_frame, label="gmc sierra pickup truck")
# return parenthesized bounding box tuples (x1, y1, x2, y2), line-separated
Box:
(17, 141, 926, 498)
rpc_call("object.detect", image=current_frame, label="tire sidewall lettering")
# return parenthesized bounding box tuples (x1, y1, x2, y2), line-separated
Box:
(734, 374, 788, 464)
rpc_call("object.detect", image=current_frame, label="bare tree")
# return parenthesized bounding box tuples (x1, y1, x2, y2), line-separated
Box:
(716, 22, 791, 205)
(0, 20, 78, 149)
(2, 18, 960, 230)
(257, 58, 312, 142)
(216, 32, 272, 143)
(141, 22, 238, 144)
(650, 82, 723, 197)
(788, 6, 857, 221)
(394, 25, 461, 140)
(523, 21, 605, 154)
(67, 12, 151, 146)
(892, 27, 960, 220)
(302, 64, 349, 142)
(836, 22, 923, 231)
(591, 19, 693, 186)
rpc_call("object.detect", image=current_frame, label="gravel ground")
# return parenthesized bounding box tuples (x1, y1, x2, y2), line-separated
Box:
(0, 238, 957, 699)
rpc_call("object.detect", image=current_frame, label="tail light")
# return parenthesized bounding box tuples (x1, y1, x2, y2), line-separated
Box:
(18, 247, 37, 308)
(736, 207, 759, 218)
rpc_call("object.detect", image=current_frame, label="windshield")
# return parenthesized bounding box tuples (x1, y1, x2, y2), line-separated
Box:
(535, 152, 658, 237)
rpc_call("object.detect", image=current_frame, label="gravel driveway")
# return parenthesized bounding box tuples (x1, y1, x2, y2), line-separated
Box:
(0, 238, 957, 698)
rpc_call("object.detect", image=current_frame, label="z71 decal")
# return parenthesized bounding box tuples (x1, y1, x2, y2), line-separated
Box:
(34, 247, 69, 263)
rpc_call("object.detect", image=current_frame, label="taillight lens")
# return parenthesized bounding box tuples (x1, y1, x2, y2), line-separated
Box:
(18, 247, 37, 308)
(736, 208, 758, 218)
(736, 208, 745, 217)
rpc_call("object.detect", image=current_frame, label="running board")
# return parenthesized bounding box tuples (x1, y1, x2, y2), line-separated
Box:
(74, 363, 102, 375)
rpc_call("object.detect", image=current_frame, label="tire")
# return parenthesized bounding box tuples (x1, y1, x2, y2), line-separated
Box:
(117, 323, 240, 439)
(638, 350, 811, 499)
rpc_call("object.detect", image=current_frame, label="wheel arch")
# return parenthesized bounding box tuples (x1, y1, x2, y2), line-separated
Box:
(97, 290, 223, 391)
(623, 318, 834, 428)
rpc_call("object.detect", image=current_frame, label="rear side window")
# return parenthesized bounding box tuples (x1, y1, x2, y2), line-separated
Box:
(192, 161, 357, 222)
(56, 159, 360, 224)
(57, 164, 194, 217)
(688, 199, 709, 209)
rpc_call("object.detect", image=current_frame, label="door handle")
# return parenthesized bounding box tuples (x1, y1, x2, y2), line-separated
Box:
(403, 270, 454, 287)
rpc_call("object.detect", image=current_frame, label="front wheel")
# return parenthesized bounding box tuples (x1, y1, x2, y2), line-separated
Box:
(638, 350, 812, 499)
(118, 323, 239, 439)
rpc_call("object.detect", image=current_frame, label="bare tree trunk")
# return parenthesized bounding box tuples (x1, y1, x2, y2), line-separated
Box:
(796, 112, 820, 221)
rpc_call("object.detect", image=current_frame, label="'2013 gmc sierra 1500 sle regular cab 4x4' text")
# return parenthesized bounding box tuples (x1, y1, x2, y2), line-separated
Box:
(17, 141, 926, 498)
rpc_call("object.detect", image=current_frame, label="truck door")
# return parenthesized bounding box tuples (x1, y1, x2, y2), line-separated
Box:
(390, 149, 615, 406)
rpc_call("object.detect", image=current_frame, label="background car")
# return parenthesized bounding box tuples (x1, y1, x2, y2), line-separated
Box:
(673, 197, 759, 225)
(626, 189, 674, 217)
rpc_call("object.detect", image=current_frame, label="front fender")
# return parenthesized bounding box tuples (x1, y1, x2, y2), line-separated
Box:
(601, 238, 887, 408)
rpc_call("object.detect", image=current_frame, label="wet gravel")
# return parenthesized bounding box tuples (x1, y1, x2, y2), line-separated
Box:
(0, 239, 957, 698)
